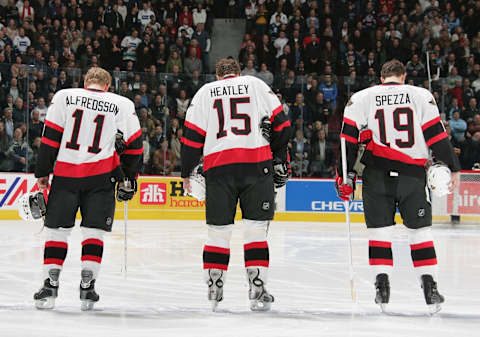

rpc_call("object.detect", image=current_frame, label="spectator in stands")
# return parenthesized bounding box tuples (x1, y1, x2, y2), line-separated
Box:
(450, 110, 468, 142)
(309, 128, 334, 178)
(319, 74, 338, 108)
(406, 54, 426, 79)
(256, 63, 274, 86)
(146, 141, 176, 176)
(138, 108, 155, 139)
(468, 114, 480, 136)
(121, 29, 141, 62)
(175, 89, 190, 121)
(464, 98, 479, 122)
(28, 109, 43, 145)
(0, 121, 13, 171)
(170, 129, 182, 171)
(166, 50, 183, 74)
(150, 124, 165, 152)
(460, 131, 480, 170)
(184, 47, 203, 78)
(290, 129, 310, 177)
(242, 59, 257, 77)
(7, 127, 32, 172)
(289, 93, 312, 125)
(192, 23, 211, 73)
(273, 30, 288, 58)
(193, 3, 207, 26)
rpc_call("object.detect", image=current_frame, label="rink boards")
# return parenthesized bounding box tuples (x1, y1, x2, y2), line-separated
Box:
(1, 173, 479, 223)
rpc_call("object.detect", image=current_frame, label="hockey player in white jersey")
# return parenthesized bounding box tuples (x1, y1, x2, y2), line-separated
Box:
(181, 58, 291, 311)
(336, 59, 460, 313)
(33, 67, 142, 310)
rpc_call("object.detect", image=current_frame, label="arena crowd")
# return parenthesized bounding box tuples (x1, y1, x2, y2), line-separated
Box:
(0, 0, 479, 177)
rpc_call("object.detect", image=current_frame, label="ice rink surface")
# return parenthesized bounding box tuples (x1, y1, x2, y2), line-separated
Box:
(0, 219, 479, 337)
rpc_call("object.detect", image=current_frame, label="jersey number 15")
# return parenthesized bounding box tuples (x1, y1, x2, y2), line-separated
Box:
(214, 97, 251, 139)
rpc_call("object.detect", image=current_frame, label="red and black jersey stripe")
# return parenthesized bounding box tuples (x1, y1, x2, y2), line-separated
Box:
(422, 117, 461, 172)
(410, 241, 437, 267)
(340, 117, 359, 144)
(35, 120, 65, 179)
(270, 106, 291, 162)
(369, 240, 393, 266)
(121, 129, 143, 179)
(244, 241, 269, 268)
(180, 121, 206, 178)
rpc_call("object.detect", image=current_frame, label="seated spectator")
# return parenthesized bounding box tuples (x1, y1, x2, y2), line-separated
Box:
(311, 92, 329, 124)
(193, 3, 207, 26)
(170, 129, 182, 171)
(447, 97, 461, 120)
(460, 131, 480, 170)
(175, 90, 190, 121)
(166, 50, 183, 74)
(145, 142, 176, 176)
(290, 129, 310, 177)
(450, 110, 467, 142)
(29, 136, 41, 173)
(468, 114, 480, 136)
(273, 31, 288, 58)
(186, 70, 204, 96)
(28, 109, 44, 145)
(7, 127, 32, 172)
(256, 63, 274, 86)
(13, 97, 26, 125)
(309, 129, 335, 178)
(289, 93, 312, 125)
(319, 74, 338, 108)
(463, 98, 479, 122)
(184, 47, 203, 78)
(150, 125, 165, 152)
(2, 107, 15, 139)
(138, 108, 155, 139)
(406, 54, 426, 79)
(0, 121, 13, 171)
(241, 59, 257, 77)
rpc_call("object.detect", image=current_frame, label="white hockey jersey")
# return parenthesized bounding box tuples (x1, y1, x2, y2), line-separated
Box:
(341, 83, 460, 175)
(181, 75, 291, 177)
(35, 88, 142, 189)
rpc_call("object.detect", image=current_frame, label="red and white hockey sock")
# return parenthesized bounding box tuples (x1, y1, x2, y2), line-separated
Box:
(368, 227, 394, 280)
(408, 228, 438, 282)
(43, 228, 71, 279)
(203, 225, 232, 272)
(81, 228, 104, 280)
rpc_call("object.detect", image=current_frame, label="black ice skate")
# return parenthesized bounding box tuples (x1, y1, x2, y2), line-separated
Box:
(374, 273, 390, 312)
(34, 269, 60, 309)
(421, 274, 444, 314)
(247, 268, 274, 312)
(79, 270, 99, 311)
(206, 269, 224, 311)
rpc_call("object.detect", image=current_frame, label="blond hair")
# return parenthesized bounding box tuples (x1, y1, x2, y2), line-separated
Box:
(84, 67, 112, 87)
(216, 58, 241, 78)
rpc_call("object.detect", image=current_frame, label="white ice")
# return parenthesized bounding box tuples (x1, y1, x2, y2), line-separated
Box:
(0, 219, 479, 337)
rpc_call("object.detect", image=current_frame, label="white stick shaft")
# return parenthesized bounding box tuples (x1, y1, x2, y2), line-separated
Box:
(341, 137, 356, 301)
(124, 201, 128, 279)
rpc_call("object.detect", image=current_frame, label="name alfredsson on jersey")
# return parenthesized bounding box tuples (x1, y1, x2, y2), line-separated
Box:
(209, 84, 249, 98)
(375, 93, 411, 106)
(65, 95, 120, 114)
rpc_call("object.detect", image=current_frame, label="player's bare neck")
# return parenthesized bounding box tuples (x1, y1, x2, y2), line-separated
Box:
(381, 76, 404, 85)
(86, 83, 106, 91)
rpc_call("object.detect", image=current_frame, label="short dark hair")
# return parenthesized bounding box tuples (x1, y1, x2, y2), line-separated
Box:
(216, 58, 241, 78)
(381, 59, 406, 78)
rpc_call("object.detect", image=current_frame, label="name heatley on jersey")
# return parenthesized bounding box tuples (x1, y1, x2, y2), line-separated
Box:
(35, 88, 143, 190)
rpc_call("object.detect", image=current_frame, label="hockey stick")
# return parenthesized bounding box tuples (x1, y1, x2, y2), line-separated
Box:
(123, 201, 128, 279)
(341, 137, 356, 302)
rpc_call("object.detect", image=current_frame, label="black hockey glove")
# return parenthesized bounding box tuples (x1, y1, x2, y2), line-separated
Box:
(273, 158, 291, 189)
(116, 178, 137, 201)
(260, 116, 272, 143)
(115, 130, 126, 155)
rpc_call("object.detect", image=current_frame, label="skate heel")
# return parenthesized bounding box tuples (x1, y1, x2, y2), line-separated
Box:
(34, 269, 60, 310)
(206, 269, 224, 311)
(247, 268, 274, 312)
(80, 270, 99, 311)
(374, 273, 390, 313)
(421, 275, 444, 315)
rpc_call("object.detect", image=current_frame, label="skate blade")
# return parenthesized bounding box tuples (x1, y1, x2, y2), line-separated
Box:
(81, 300, 96, 311)
(250, 300, 271, 312)
(210, 300, 220, 312)
(379, 303, 388, 313)
(35, 297, 55, 310)
(428, 303, 442, 315)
